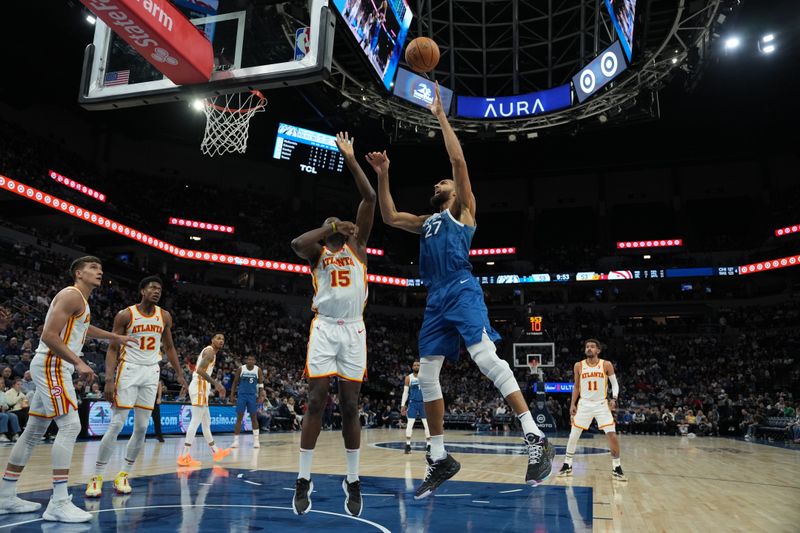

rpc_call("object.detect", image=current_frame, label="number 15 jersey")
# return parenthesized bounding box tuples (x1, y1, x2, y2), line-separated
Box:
(311, 244, 367, 320)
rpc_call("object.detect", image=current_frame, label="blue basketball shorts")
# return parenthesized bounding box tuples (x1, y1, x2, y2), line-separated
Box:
(418, 272, 501, 360)
(236, 394, 257, 415)
(407, 401, 426, 419)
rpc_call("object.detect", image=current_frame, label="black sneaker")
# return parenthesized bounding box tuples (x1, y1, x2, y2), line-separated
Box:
(405, 443, 412, 454)
(414, 454, 461, 500)
(557, 463, 573, 477)
(292, 478, 313, 515)
(524, 433, 554, 486)
(612, 466, 628, 481)
(342, 479, 363, 517)
(426, 443, 431, 454)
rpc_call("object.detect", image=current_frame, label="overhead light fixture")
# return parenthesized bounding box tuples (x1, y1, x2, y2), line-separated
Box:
(643, 254, 651, 259)
(191, 99, 204, 111)
(508, 134, 517, 142)
(86, 15, 97, 24)
(761, 34, 774, 43)
(671, 57, 678, 64)
(341, 100, 351, 109)
(526, 132, 538, 139)
(724, 36, 741, 50)
(760, 44, 776, 54)
(598, 114, 608, 123)
(190, 236, 201, 241)
(427, 129, 436, 138)
(486, 261, 495, 266)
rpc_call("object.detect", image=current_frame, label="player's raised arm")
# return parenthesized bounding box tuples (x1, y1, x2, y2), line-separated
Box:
(161, 310, 188, 390)
(291, 221, 358, 263)
(103, 309, 132, 402)
(430, 83, 476, 219)
(40, 289, 95, 382)
(336, 132, 376, 249)
(366, 150, 427, 234)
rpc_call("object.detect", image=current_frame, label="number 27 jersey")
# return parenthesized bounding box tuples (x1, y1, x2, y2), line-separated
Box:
(311, 244, 367, 319)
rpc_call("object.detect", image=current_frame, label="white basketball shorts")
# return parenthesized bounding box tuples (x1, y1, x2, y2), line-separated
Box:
(305, 315, 367, 382)
(114, 360, 160, 410)
(573, 399, 616, 433)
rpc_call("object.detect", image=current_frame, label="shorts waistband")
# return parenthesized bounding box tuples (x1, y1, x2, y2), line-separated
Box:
(314, 315, 364, 325)
(425, 270, 474, 292)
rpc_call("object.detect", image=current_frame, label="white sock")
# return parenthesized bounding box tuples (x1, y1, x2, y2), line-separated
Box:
(345, 448, 360, 483)
(518, 411, 545, 438)
(429, 435, 446, 461)
(564, 455, 573, 466)
(298, 448, 313, 480)
(612, 458, 621, 468)
(253, 429, 259, 437)
(53, 474, 68, 500)
(1, 470, 21, 497)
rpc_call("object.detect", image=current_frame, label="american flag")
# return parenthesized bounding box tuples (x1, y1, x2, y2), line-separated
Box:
(103, 70, 130, 87)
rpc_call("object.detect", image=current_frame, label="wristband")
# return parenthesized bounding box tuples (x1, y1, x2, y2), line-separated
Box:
(331, 221, 337, 233)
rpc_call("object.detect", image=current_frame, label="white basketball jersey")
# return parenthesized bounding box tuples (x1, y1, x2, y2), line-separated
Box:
(193, 349, 216, 382)
(311, 244, 367, 319)
(36, 286, 91, 358)
(120, 305, 164, 365)
(579, 359, 607, 402)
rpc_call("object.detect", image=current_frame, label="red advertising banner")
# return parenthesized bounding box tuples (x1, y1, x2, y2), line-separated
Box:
(81, 0, 213, 85)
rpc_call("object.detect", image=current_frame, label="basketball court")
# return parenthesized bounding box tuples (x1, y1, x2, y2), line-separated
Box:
(0, 430, 796, 532)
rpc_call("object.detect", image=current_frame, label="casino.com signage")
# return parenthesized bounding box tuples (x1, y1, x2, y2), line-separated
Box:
(456, 84, 572, 119)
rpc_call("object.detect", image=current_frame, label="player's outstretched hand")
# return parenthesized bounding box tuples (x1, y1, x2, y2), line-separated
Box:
(104, 379, 115, 402)
(401, 406, 407, 417)
(570, 404, 577, 417)
(365, 151, 390, 174)
(335, 132, 355, 159)
(429, 82, 444, 117)
(336, 221, 358, 238)
(113, 334, 138, 348)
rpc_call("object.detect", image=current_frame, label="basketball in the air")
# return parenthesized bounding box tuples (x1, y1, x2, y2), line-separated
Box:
(405, 37, 440, 73)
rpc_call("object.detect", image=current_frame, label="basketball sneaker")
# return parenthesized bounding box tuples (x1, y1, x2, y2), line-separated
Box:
(84, 475, 102, 498)
(557, 463, 573, 478)
(42, 494, 92, 523)
(114, 472, 132, 494)
(177, 454, 201, 467)
(292, 478, 313, 515)
(213, 448, 232, 462)
(405, 443, 412, 454)
(231, 437, 240, 448)
(524, 433, 555, 486)
(253, 439, 260, 449)
(414, 454, 461, 500)
(612, 466, 628, 481)
(0, 496, 41, 515)
(426, 442, 431, 454)
(342, 479, 363, 517)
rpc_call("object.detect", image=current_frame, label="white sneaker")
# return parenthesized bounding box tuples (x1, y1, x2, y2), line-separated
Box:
(0, 495, 41, 515)
(42, 495, 93, 523)
(253, 440, 260, 449)
(0, 435, 9, 442)
(231, 437, 239, 449)
(11, 434, 19, 442)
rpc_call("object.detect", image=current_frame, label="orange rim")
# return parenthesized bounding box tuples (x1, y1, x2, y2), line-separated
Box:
(205, 90, 267, 114)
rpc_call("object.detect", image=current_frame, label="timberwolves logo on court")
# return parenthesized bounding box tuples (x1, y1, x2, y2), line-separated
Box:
(87, 401, 112, 436)
(374, 441, 608, 456)
(179, 405, 193, 432)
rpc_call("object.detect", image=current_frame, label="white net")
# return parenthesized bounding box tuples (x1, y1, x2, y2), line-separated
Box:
(200, 90, 266, 157)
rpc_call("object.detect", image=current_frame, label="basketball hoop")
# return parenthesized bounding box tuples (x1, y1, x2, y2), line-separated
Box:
(528, 359, 540, 375)
(200, 90, 267, 157)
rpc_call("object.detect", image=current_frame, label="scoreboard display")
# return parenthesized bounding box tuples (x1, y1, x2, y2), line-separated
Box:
(272, 123, 345, 175)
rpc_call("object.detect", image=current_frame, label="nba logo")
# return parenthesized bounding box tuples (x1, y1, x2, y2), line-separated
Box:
(295, 27, 311, 60)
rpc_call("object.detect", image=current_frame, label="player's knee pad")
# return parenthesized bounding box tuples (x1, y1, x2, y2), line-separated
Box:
(468, 335, 519, 398)
(417, 356, 444, 402)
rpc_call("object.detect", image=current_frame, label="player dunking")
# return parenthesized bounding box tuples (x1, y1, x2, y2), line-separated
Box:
(177, 333, 231, 466)
(401, 361, 431, 454)
(86, 276, 188, 497)
(290, 131, 375, 517)
(0, 256, 136, 522)
(558, 339, 627, 480)
(230, 355, 264, 449)
(368, 83, 554, 499)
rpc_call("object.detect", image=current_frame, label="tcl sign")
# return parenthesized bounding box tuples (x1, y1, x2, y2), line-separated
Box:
(81, 0, 213, 85)
(300, 165, 318, 174)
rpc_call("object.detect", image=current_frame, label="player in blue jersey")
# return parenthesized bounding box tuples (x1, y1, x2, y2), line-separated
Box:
(401, 361, 431, 454)
(367, 83, 554, 499)
(230, 355, 264, 450)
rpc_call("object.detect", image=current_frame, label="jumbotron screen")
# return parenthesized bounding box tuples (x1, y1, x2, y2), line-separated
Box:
(604, 0, 637, 61)
(331, 0, 414, 90)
